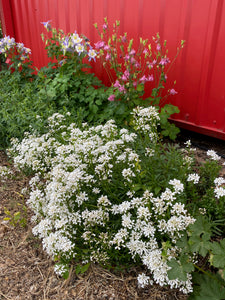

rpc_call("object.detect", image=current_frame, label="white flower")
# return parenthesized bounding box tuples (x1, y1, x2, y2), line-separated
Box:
(145, 148, 155, 157)
(137, 273, 152, 288)
(187, 173, 200, 184)
(122, 213, 134, 229)
(169, 179, 184, 194)
(214, 177, 225, 186)
(215, 186, 225, 198)
(184, 140, 191, 147)
(97, 195, 111, 207)
(207, 150, 220, 161)
(122, 168, 135, 182)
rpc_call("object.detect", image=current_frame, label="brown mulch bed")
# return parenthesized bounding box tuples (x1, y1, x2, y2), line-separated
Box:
(1, 132, 225, 299)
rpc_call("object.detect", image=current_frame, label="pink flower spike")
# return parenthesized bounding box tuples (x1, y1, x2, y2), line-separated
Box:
(156, 44, 161, 51)
(108, 94, 115, 101)
(129, 49, 136, 56)
(169, 89, 178, 95)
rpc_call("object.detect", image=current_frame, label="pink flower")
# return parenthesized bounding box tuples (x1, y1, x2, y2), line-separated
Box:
(121, 70, 130, 81)
(130, 57, 136, 64)
(114, 80, 121, 88)
(103, 23, 108, 30)
(121, 35, 127, 43)
(124, 54, 130, 61)
(105, 53, 111, 61)
(159, 57, 170, 66)
(140, 75, 147, 83)
(134, 62, 140, 68)
(143, 48, 148, 54)
(169, 89, 178, 95)
(121, 75, 126, 81)
(129, 49, 136, 56)
(104, 45, 110, 51)
(119, 85, 126, 93)
(148, 59, 157, 68)
(108, 94, 115, 101)
(94, 40, 105, 49)
(147, 74, 154, 81)
(133, 81, 137, 87)
(156, 44, 161, 51)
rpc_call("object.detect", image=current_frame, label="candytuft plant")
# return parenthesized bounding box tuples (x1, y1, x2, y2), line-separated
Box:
(8, 109, 225, 297)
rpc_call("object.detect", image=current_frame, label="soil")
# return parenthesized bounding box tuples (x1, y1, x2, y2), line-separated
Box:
(1, 129, 225, 300)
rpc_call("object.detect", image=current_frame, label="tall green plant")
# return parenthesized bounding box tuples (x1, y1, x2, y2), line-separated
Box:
(94, 18, 184, 138)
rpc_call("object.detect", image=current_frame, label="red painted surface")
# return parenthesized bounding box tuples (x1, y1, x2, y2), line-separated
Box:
(0, 0, 225, 139)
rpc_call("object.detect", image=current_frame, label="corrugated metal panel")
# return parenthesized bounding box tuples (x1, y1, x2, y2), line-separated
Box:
(0, 0, 225, 139)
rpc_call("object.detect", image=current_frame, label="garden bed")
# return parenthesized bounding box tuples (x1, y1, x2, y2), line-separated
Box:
(1, 131, 225, 300)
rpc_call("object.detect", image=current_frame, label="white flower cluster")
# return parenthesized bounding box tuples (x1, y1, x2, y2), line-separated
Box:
(131, 106, 160, 142)
(187, 173, 200, 184)
(9, 112, 195, 294)
(214, 176, 225, 198)
(206, 150, 220, 161)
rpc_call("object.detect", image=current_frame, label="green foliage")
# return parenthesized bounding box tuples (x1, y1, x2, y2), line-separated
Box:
(0, 70, 56, 147)
(190, 273, 225, 300)
(210, 239, 225, 269)
(75, 262, 91, 275)
(168, 255, 194, 281)
(167, 214, 225, 298)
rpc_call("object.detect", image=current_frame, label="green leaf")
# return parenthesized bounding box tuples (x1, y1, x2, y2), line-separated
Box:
(75, 262, 90, 275)
(163, 104, 180, 115)
(136, 84, 144, 92)
(189, 215, 212, 237)
(167, 256, 194, 281)
(188, 216, 212, 257)
(189, 273, 225, 300)
(189, 233, 212, 257)
(210, 239, 225, 268)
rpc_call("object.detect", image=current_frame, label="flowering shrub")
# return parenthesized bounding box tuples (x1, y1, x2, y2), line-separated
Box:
(38, 22, 112, 124)
(8, 109, 225, 296)
(0, 35, 35, 78)
(94, 18, 184, 138)
(41, 20, 97, 66)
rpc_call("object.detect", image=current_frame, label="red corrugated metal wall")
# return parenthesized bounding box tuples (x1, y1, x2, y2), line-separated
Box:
(1, 0, 225, 139)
